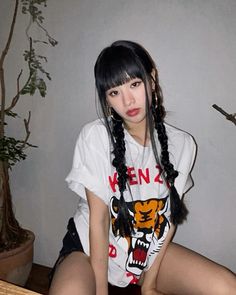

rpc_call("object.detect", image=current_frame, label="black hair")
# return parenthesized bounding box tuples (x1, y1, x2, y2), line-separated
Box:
(94, 40, 188, 237)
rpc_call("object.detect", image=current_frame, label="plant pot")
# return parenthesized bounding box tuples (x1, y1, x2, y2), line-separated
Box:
(0, 230, 35, 286)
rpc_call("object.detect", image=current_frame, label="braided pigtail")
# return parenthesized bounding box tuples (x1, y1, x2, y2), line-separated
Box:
(151, 89, 188, 224)
(111, 110, 134, 237)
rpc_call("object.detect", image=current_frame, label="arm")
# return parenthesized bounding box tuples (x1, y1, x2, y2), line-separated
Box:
(141, 224, 176, 295)
(86, 188, 110, 295)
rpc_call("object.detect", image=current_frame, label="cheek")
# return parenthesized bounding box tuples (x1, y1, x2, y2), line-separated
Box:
(139, 92, 151, 109)
(106, 99, 113, 109)
(138, 84, 151, 105)
(106, 98, 121, 111)
(106, 96, 116, 107)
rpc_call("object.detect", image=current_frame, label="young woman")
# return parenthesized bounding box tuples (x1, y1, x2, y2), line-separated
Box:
(49, 40, 236, 295)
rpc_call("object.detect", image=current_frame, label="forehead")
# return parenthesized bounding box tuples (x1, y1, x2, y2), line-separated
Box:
(107, 75, 138, 89)
(104, 67, 142, 90)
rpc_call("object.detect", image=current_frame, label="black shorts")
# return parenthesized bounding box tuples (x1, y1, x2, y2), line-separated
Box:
(49, 217, 84, 284)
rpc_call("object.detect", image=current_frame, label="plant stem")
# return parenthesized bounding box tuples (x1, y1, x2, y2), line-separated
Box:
(20, 111, 31, 149)
(4, 70, 22, 113)
(0, 161, 25, 250)
(0, 0, 19, 137)
(0, 68, 6, 137)
(0, 0, 19, 66)
(212, 104, 236, 126)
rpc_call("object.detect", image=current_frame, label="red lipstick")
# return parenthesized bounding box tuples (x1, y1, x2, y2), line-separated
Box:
(126, 108, 140, 117)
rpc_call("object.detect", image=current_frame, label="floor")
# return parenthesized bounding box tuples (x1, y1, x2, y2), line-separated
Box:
(25, 263, 141, 295)
(25, 264, 51, 295)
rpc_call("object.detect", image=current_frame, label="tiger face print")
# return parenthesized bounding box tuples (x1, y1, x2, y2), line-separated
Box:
(110, 196, 170, 275)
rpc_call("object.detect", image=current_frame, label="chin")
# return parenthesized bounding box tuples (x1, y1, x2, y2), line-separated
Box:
(128, 115, 146, 124)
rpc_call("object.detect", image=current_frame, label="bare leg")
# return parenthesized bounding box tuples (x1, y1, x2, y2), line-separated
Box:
(156, 243, 236, 295)
(49, 252, 95, 295)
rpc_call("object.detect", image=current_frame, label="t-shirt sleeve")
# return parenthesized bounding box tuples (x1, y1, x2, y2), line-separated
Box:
(65, 124, 110, 205)
(170, 132, 196, 198)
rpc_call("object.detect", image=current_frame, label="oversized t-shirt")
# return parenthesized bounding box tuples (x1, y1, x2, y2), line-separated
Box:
(65, 119, 196, 287)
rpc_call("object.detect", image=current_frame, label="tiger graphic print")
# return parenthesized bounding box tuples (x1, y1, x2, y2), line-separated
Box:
(110, 196, 170, 276)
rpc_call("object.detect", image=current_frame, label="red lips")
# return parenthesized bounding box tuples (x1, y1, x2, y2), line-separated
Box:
(126, 108, 140, 117)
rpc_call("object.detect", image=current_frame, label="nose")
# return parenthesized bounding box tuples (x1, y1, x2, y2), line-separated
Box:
(122, 88, 135, 107)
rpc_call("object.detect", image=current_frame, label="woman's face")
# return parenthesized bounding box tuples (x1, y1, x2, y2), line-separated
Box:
(106, 77, 151, 130)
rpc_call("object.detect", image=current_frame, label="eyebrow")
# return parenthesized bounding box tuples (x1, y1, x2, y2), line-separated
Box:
(115, 76, 141, 87)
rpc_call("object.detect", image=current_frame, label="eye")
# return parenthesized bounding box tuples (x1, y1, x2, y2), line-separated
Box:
(131, 80, 142, 88)
(107, 90, 119, 97)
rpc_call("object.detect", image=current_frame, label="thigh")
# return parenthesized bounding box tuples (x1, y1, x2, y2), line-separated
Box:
(156, 243, 236, 295)
(49, 252, 95, 295)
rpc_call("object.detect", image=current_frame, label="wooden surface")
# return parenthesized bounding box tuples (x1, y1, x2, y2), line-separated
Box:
(0, 280, 42, 295)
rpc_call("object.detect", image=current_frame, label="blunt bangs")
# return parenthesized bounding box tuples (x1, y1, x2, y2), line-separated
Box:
(95, 46, 147, 93)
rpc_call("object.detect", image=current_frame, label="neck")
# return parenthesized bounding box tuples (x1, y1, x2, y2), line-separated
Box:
(125, 119, 150, 147)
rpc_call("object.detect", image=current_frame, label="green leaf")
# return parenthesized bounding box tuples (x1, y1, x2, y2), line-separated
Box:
(5, 110, 18, 118)
(0, 136, 36, 167)
(38, 79, 47, 97)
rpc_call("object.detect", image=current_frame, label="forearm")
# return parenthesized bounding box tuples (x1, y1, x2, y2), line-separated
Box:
(141, 225, 176, 294)
(90, 220, 109, 295)
(86, 188, 110, 295)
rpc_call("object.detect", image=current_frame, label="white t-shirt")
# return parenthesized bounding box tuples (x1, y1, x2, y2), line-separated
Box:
(65, 119, 196, 287)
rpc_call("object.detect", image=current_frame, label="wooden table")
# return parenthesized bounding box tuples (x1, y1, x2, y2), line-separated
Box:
(0, 280, 42, 295)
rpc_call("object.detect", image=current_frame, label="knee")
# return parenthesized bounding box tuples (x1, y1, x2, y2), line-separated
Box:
(213, 267, 236, 295)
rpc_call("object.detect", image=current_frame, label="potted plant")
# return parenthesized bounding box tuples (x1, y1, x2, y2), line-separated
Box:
(0, 0, 57, 285)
